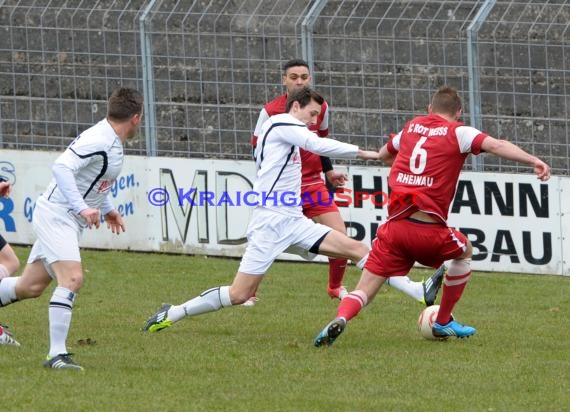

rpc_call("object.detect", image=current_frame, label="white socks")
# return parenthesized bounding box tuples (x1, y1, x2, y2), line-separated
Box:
(0, 276, 18, 306)
(48, 286, 76, 357)
(385, 276, 424, 301)
(168, 286, 232, 322)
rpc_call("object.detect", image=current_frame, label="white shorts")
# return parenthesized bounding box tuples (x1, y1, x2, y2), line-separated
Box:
(238, 207, 331, 275)
(27, 197, 83, 269)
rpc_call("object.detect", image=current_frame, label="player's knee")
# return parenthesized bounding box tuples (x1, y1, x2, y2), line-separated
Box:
(70, 276, 84, 291)
(59, 274, 84, 292)
(449, 258, 472, 276)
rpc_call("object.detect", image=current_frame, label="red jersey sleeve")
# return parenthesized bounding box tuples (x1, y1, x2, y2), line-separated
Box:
(471, 133, 489, 155)
(387, 132, 400, 155)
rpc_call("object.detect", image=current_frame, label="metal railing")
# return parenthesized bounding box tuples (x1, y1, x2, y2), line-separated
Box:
(0, 0, 568, 174)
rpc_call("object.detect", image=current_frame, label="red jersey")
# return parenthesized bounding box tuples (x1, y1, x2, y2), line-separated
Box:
(252, 94, 330, 186)
(387, 114, 489, 222)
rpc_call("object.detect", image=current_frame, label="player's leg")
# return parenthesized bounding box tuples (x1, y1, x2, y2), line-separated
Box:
(41, 258, 85, 369)
(143, 272, 264, 333)
(432, 232, 476, 338)
(0, 257, 52, 347)
(47, 260, 84, 362)
(0, 237, 22, 346)
(43, 260, 84, 369)
(313, 228, 379, 347)
(14, 260, 53, 300)
(0, 242, 52, 306)
(314, 229, 369, 269)
(315, 220, 412, 346)
(143, 208, 286, 332)
(32, 201, 85, 369)
(311, 211, 348, 299)
(314, 268, 387, 347)
(0, 236, 21, 305)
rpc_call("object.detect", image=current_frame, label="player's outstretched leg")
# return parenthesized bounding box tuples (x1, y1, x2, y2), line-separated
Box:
(422, 264, 446, 306)
(314, 317, 347, 347)
(142, 285, 234, 333)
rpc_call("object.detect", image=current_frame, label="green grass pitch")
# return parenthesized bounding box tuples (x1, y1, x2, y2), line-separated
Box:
(1, 246, 568, 411)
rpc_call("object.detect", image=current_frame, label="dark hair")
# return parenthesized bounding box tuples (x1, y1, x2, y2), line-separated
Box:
(431, 86, 462, 116)
(282, 58, 310, 74)
(286, 87, 324, 113)
(107, 87, 143, 121)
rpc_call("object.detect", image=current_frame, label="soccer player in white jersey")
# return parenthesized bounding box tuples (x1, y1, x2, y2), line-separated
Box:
(142, 87, 381, 333)
(314, 86, 550, 346)
(0, 87, 143, 369)
(0, 179, 21, 346)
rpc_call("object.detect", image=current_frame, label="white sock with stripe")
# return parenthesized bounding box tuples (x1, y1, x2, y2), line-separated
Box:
(168, 286, 232, 322)
(48, 286, 75, 357)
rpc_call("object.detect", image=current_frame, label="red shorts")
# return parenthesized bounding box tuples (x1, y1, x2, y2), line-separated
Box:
(301, 182, 339, 219)
(365, 218, 468, 277)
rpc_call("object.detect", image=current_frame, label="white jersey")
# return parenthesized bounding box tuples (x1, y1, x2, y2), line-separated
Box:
(42, 118, 123, 215)
(253, 113, 358, 217)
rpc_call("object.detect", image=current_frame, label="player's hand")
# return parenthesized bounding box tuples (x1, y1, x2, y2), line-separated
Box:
(0, 181, 12, 198)
(80, 208, 101, 229)
(533, 159, 551, 181)
(325, 170, 348, 187)
(104, 210, 125, 234)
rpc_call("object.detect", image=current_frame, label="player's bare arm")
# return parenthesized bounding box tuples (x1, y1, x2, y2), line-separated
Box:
(480, 137, 551, 181)
(357, 149, 381, 161)
(378, 144, 395, 166)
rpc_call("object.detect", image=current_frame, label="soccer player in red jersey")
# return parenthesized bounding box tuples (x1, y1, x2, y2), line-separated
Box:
(248, 59, 443, 306)
(315, 86, 551, 345)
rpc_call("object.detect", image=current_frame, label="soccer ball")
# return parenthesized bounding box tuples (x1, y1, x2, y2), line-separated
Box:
(417, 305, 443, 340)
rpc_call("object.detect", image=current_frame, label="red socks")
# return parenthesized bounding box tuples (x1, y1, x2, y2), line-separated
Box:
(328, 258, 347, 289)
(336, 290, 367, 321)
(436, 271, 471, 324)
